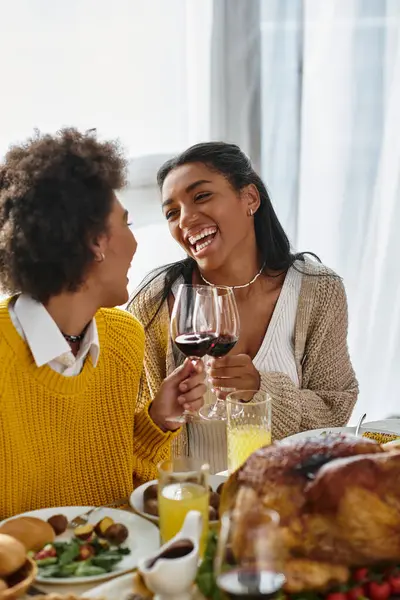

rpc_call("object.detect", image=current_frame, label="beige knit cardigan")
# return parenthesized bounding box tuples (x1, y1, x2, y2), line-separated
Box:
(129, 258, 359, 457)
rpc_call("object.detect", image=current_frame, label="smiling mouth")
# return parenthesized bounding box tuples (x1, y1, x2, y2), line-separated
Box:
(188, 227, 218, 254)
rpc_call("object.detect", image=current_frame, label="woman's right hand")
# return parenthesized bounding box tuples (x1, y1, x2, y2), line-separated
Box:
(149, 358, 206, 431)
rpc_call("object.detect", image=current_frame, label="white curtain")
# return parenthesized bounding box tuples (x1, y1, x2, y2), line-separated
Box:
(259, 0, 400, 421)
(0, 0, 213, 295)
(210, 0, 262, 171)
(2, 0, 400, 423)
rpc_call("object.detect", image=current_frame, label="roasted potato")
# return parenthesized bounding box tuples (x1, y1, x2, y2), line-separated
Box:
(105, 523, 129, 545)
(47, 514, 68, 535)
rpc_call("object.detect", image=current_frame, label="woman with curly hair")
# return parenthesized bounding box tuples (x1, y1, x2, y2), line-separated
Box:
(129, 142, 359, 474)
(0, 129, 205, 519)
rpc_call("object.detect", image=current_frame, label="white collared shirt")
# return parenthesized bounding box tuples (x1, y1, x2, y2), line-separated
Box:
(8, 295, 100, 376)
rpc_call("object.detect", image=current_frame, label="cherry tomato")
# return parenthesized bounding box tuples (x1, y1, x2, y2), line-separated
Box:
(354, 568, 369, 583)
(34, 546, 56, 560)
(347, 586, 365, 600)
(389, 574, 400, 595)
(367, 581, 391, 600)
(326, 593, 348, 600)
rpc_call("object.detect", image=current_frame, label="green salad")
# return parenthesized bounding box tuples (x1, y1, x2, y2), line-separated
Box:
(32, 536, 130, 578)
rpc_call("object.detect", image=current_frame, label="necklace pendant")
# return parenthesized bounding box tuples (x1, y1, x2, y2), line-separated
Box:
(200, 262, 266, 289)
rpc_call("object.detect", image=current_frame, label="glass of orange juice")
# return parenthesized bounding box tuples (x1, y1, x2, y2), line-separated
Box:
(226, 391, 272, 473)
(158, 457, 209, 556)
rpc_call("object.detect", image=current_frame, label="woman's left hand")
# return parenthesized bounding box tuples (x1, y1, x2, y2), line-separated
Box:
(209, 354, 261, 400)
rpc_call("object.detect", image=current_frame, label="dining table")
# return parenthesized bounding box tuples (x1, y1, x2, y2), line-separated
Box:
(18, 417, 400, 599)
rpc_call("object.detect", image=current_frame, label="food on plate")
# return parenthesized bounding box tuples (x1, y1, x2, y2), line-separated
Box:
(30, 516, 131, 579)
(208, 506, 218, 521)
(143, 485, 159, 516)
(104, 523, 129, 545)
(320, 429, 400, 445)
(144, 498, 159, 517)
(78, 544, 95, 560)
(195, 530, 218, 599)
(0, 516, 55, 552)
(0, 533, 36, 599)
(143, 484, 158, 503)
(47, 514, 68, 535)
(197, 531, 400, 600)
(208, 492, 220, 512)
(94, 516, 114, 537)
(142, 481, 225, 521)
(0, 533, 26, 577)
(33, 537, 130, 578)
(73, 524, 95, 540)
(219, 434, 400, 594)
(362, 431, 400, 444)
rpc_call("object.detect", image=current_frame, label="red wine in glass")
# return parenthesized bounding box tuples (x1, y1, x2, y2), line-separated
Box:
(174, 332, 218, 358)
(208, 333, 238, 358)
(199, 287, 240, 421)
(168, 284, 220, 424)
(217, 569, 285, 600)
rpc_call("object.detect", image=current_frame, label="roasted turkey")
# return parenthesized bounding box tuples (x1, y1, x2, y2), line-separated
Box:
(220, 435, 400, 593)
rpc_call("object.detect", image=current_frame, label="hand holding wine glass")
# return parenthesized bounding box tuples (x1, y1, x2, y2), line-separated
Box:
(167, 284, 220, 424)
(209, 353, 261, 401)
(149, 358, 206, 431)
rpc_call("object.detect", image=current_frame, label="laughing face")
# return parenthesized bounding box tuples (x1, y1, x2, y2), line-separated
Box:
(161, 163, 258, 272)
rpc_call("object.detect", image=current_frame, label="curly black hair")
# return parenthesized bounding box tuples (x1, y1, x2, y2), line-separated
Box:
(0, 128, 127, 303)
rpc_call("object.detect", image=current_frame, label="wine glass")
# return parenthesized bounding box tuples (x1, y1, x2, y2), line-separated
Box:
(215, 508, 286, 599)
(167, 284, 220, 424)
(199, 286, 240, 421)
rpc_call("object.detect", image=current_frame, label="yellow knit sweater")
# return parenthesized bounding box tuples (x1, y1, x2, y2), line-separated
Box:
(0, 300, 173, 520)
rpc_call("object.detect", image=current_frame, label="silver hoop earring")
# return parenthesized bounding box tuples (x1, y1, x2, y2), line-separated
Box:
(248, 208, 253, 217)
(96, 252, 105, 262)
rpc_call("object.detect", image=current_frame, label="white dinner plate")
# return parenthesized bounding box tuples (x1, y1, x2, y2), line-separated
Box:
(84, 572, 204, 599)
(283, 420, 400, 442)
(0, 506, 159, 585)
(82, 573, 135, 599)
(130, 474, 227, 524)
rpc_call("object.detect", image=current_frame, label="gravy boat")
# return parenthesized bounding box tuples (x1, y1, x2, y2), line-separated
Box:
(138, 510, 202, 600)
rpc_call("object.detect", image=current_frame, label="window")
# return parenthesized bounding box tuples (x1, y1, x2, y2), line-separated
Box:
(0, 0, 212, 297)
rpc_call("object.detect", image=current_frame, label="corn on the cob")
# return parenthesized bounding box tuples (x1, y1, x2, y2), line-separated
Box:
(362, 431, 400, 444)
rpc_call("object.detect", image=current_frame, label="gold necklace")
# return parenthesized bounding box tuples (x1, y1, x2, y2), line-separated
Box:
(199, 262, 266, 290)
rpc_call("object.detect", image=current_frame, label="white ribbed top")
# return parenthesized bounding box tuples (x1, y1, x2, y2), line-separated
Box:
(171, 265, 303, 473)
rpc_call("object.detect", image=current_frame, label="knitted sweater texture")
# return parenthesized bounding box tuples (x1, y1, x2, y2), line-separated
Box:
(0, 300, 173, 519)
(129, 258, 359, 456)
